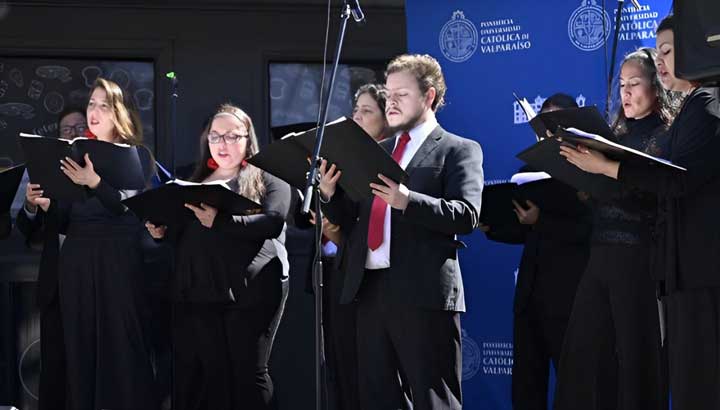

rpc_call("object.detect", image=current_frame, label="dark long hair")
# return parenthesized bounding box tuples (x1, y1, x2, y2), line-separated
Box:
(610, 48, 681, 135)
(190, 104, 265, 203)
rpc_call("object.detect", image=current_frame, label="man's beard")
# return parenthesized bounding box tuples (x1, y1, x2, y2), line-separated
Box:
(387, 109, 425, 134)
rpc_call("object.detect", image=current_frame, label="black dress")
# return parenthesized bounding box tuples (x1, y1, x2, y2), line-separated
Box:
(171, 171, 291, 410)
(617, 87, 720, 410)
(54, 149, 158, 410)
(554, 113, 668, 410)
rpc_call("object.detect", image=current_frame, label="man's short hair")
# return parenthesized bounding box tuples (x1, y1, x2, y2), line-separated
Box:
(386, 54, 447, 111)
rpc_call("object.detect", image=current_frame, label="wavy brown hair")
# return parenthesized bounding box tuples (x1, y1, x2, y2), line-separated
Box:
(190, 104, 265, 203)
(385, 54, 447, 111)
(90, 77, 143, 145)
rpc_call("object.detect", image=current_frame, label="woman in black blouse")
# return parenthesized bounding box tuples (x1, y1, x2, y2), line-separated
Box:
(553, 48, 675, 410)
(560, 15, 720, 410)
(147, 104, 291, 410)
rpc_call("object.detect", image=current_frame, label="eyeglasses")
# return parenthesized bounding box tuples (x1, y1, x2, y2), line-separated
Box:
(208, 131, 248, 144)
(60, 124, 87, 136)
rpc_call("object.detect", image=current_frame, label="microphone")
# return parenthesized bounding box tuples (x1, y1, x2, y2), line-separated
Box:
(346, 0, 365, 23)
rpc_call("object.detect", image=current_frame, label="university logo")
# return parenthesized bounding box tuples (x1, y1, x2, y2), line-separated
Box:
(461, 328, 482, 380)
(568, 0, 611, 52)
(439, 10, 478, 63)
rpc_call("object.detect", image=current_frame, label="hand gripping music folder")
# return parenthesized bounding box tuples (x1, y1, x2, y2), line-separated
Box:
(19, 133, 145, 202)
(122, 179, 261, 226)
(480, 172, 579, 226)
(247, 117, 408, 202)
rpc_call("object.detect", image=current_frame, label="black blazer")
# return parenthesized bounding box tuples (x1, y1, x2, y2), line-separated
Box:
(618, 87, 720, 292)
(324, 125, 484, 312)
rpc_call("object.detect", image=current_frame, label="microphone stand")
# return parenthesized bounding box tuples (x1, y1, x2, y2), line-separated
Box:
(606, 0, 626, 120)
(301, 2, 361, 409)
(166, 72, 179, 177)
(165, 70, 178, 410)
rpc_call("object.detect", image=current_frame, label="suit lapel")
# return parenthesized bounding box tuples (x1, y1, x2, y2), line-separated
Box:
(379, 137, 395, 155)
(405, 125, 444, 174)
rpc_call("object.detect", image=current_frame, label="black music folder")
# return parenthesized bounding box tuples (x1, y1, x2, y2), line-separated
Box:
(122, 179, 261, 226)
(480, 182, 518, 227)
(19, 133, 145, 202)
(529, 106, 615, 141)
(1, 164, 25, 215)
(517, 104, 685, 197)
(517, 138, 621, 198)
(480, 172, 575, 226)
(247, 117, 409, 202)
(556, 127, 687, 170)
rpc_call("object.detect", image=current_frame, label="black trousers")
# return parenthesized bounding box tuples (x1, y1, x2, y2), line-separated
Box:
(511, 306, 568, 410)
(665, 287, 720, 410)
(554, 244, 666, 410)
(38, 294, 67, 410)
(355, 269, 462, 410)
(174, 266, 289, 410)
(322, 260, 360, 410)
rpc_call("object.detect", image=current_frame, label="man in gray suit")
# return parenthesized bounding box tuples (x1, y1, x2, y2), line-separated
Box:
(320, 54, 484, 410)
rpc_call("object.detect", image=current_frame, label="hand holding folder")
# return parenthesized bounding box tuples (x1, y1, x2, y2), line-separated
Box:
(516, 106, 685, 198)
(480, 172, 576, 227)
(19, 133, 145, 202)
(557, 127, 686, 170)
(122, 179, 261, 227)
(247, 117, 409, 202)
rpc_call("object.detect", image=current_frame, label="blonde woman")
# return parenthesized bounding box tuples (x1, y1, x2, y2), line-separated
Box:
(25, 77, 157, 410)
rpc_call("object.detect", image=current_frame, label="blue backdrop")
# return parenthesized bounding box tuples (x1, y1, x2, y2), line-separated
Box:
(404, 0, 671, 408)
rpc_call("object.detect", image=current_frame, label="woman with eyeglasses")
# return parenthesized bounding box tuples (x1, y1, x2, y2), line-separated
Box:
(20, 78, 158, 410)
(146, 104, 291, 410)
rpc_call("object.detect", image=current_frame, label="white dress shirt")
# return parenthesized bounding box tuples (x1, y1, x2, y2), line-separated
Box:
(365, 116, 438, 269)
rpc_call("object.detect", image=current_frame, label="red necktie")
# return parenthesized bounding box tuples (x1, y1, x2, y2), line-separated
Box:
(367, 132, 411, 251)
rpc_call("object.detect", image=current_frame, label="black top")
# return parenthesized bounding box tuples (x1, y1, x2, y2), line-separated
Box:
(618, 87, 720, 290)
(59, 145, 156, 231)
(171, 171, 291, 306)
(591, 113, 667, 246)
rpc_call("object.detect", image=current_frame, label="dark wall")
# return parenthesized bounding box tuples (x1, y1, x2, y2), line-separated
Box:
(0, 1, 406, 166)
(0, 2, 406, 409)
